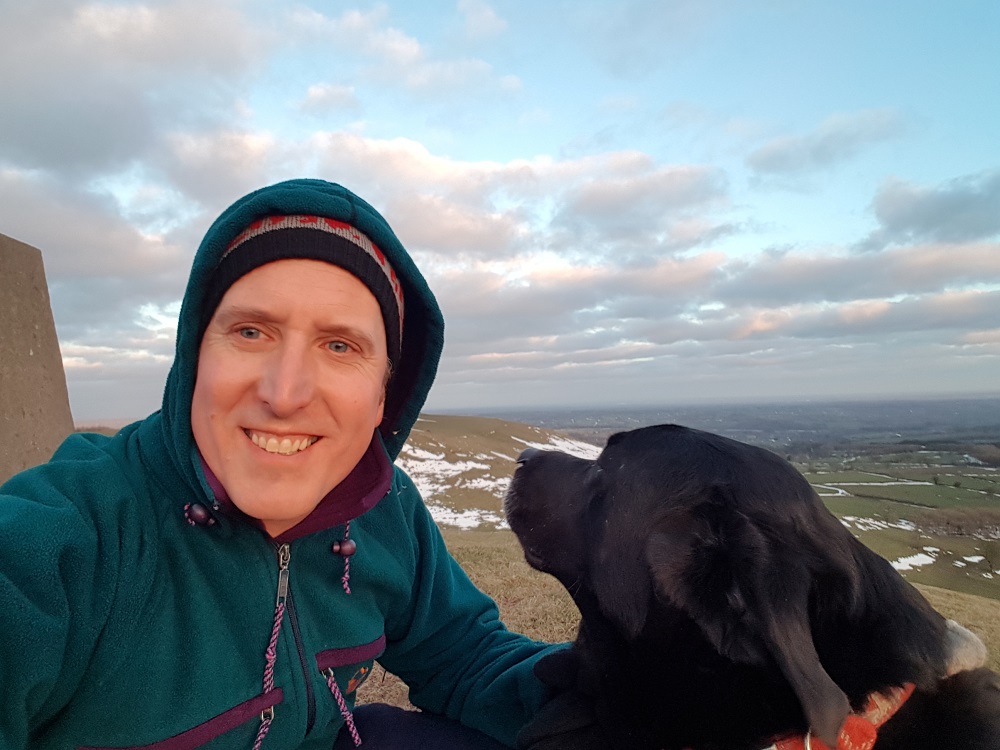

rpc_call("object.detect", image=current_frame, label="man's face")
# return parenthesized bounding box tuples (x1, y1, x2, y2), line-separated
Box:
(191, 258, 388, 537)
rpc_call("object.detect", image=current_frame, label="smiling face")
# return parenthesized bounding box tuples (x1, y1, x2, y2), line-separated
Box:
(191, 258, 389, 537)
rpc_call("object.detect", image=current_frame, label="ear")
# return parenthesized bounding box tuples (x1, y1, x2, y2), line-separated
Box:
(759, 596, 850, 747)
(588, 513, 653, 639)
(646, 508, 850, 748)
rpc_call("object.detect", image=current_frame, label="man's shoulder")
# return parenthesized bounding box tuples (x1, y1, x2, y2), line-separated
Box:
(2, 421, 163, 520)
(355, 463, 436, 535)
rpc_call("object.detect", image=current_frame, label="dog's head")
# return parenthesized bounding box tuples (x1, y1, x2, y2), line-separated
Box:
(505, 424, 878, 746)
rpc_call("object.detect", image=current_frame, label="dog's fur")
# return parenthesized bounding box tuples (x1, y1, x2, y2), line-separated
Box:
(505, 424, 1000, 750)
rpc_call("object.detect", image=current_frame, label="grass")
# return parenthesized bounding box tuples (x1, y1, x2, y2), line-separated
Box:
(801, 461, 1000, 510)
(822, 496, 904, 519)
(357, 528, 1000, 710)
(357, 529, 577, 708)
(849, 483, 993, 508)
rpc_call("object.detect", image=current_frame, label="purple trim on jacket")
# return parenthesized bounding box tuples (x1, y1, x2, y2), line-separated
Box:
(199, 431, 393, 542)
(77, 690, 283, 750)
(316, 634, 387, 670)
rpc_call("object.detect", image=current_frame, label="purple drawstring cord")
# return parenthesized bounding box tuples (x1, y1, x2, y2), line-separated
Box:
(252, 600, 286, 750)
(325, 668, 362, 746)
(341, 522, 353, 594)
(331, 522, 356, 595)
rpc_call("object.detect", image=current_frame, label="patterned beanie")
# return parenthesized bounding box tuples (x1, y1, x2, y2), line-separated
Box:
(200, 215, 404, 367)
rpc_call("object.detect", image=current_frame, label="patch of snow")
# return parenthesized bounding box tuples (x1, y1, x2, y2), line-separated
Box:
(400, 445, 445, 461)
(459, 476, 511, 493)
(426, 504, 508, 530)
(964, 555, 985, 563)
(954, 560, 967, 568)
(511, 435, 602, 459)
(397, 456, 490, 479)
(892, 553, 936, 571)
(841, 516, 916, 533)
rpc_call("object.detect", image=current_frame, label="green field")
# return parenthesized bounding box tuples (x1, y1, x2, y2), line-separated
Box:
(807, 461, 1000, 601)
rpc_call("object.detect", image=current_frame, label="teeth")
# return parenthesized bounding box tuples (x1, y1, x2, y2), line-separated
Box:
(247, 431, 317, 455)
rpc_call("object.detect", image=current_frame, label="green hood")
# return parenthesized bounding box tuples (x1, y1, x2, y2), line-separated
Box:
(160, 179, 444, 492)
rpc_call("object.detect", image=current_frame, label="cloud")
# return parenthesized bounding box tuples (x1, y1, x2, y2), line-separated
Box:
(288, 4, 518, 95)
(746, 109, 904, 178)
(160, 130, 292, 209)
(0, 0, 264, 176)
(553, 159, 729, 253)
(727, 289, 1000, 342)
(0, 170, 189, 282)
(716, 242, 1000, 307)
(299, 84, 362, 115)
(434, 280, 1000, 410)
(70, 0, 262, 69)
(859, 170, 1000, 250)
(29, 120, 979, 390)
(435, 251, 726, 347)
(1, 2, 993, 423)
(458, 0, 508, 39)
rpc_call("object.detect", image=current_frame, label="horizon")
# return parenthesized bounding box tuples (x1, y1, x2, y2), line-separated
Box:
(74, 391, 1000, 431)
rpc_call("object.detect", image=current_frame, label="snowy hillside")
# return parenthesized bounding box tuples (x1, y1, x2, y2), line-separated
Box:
(396, 413, 601, 530)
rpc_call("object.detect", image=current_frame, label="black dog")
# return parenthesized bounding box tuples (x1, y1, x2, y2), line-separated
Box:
(505, 424, 1000, 750)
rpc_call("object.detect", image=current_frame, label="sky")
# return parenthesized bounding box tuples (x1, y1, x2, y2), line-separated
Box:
(1, 0, 998, 424)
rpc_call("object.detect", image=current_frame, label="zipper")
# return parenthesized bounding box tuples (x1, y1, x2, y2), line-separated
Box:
(275, 543, 291, 605)
(273, 543, 317, 734)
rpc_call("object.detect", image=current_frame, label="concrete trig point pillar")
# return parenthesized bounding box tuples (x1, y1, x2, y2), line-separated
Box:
(0, 233, 75, 485)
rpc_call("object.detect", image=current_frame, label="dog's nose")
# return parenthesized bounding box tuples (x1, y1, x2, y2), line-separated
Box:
(516, 447, 544, 465)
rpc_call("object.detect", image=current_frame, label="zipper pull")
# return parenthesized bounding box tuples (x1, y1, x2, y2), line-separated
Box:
(276, 543, 291, 606)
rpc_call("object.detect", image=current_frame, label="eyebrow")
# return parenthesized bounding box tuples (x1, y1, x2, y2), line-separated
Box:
(211, 305, 281, 329)
(212, 305, 380, 349)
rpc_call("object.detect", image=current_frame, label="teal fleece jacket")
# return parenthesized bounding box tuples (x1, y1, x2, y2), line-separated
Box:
(0, 180, 553, 748)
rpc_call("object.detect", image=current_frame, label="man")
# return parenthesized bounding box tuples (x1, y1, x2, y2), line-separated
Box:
(0, 179, 556, 748)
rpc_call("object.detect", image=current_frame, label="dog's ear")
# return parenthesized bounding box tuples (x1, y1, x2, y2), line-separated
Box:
(646, 499, 850, 748)
(589, 518, 653, 639)
(757, 597, 851, 748)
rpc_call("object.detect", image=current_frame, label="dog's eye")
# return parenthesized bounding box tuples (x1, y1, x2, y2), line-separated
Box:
(516, 447, 544, 465)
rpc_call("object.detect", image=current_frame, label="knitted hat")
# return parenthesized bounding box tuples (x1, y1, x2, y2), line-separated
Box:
(200, 215, 405, 366)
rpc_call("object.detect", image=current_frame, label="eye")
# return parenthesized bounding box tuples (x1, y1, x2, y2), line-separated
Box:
(327, 340, 350, 353)
(238, 327, 261, 340)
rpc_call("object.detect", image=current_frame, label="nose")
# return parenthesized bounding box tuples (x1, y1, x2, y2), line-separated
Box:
(516, 447, 544, 465)
(258, 341, 315, 416)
